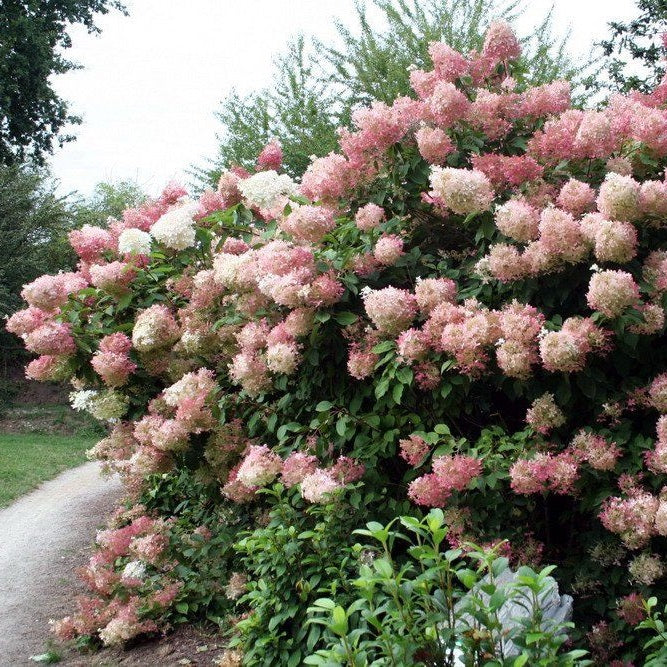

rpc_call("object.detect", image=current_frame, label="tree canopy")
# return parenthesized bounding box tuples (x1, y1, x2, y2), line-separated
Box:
(71, 179, 146, 228)
(0, 0, 126, 166)
(197, 0, 595, 185)
(601, 0, 667, 93)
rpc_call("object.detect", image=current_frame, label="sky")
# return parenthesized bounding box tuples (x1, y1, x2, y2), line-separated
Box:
(48, 0, 639, 198)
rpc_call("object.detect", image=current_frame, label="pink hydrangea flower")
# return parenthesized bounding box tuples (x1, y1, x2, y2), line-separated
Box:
(266, 341, 300, 375)
(526, 393, 565, 434)
(538, 207, 588, 263)
(92, 333, 137, 387)
(649, 374, 667, 413)
(300, 469, 341, 503)
(510, 453, 579, 496)
(484, 243, 528, 282)
(471, 154, 543, 187)
(431, 454, 483, 491)
(281, 452, 319, 487)
(482, 21, 521, 63)
(236, 445, 283, 487)
(256, 139, 283, 171)
(414, 277, 457, 315)
(570, 430, 621, 471)
(221, 462, 258, 503)
(557, 179, 596, 215)
(596, 173, 641, 221)
(415, 125, 454, 164)
(132, 304, 180, 352)
(397, 328, 429, 362)
(5, 306, 50, 337)
(228, 351, 271, 396)
(24, 321, 76, 355)
(347, 348, 377, 380)
(89, 261, 136, 294)
(355, 203, 385, 231)
(25, 355, 70, 381)
(399, 434, 430, 466)
(639, 180, 667, 218)
(280, 205, 336, 243)
(69, 225, 115, 262)
(408, 473, 452, 507)
(21, 272, 87, 312)
(426, 81, 470, 127)
(599, 491, 659, 549)
(374, 234, 404, 265)
(301, 152, 352, 201)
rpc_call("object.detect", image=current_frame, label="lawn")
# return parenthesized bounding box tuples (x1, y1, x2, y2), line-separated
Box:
(0, 433, 97, 507)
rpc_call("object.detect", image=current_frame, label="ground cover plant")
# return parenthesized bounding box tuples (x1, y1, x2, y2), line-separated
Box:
(7, 21, 667, 665)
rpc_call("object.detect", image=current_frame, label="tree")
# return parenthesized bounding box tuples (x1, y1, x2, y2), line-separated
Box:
(195, 36, 342, 185)
(601, 0, 667, 93)
(71, 179, 146, 228)
(0, 166, 74, 371)
(198, 0, 596, 185)
(316, 0, 589, 108)
(0, 0, 127, 166)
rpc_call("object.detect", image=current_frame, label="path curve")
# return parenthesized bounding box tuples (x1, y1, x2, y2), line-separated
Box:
(0, 462, 123, 665)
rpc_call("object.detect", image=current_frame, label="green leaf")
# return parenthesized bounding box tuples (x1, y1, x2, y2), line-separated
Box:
(336, 416, 349, 437)
(315, 401, 333, 412)
(334, 311, 358, 325)
(396, 366, 413, 384)
(372, 340, 395, 354)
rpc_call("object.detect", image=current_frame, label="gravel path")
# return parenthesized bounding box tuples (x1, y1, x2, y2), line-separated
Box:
(0, 462, 123, 665)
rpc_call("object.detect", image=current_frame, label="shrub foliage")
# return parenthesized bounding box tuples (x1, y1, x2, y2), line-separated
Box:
(8, 20, 667, 665)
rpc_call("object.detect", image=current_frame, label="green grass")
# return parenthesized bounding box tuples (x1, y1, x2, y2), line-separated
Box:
(0, 433, 97, 507)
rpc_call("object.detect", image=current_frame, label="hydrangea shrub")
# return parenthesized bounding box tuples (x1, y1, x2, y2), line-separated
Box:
(8, 22, 667, 663)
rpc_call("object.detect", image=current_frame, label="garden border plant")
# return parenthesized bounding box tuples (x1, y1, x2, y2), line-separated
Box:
(6, 20, 667, 666)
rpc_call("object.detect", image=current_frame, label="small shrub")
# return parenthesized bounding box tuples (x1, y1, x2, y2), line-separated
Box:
(306, 509, 588, 666)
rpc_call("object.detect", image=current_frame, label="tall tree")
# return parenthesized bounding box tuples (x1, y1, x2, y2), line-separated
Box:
(71, 179, 146, 228)
(316, 0, 589, 108)
(0, 166, 73, 366)
(198, 0, 596, 185)
(0, 0, 127, 166)
(195, 36, 341, 185)
(601, 0, 667, 93)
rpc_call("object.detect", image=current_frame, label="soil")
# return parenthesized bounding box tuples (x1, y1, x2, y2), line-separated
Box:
(5, 365, 69, 405)
(61, 624, 230, 666)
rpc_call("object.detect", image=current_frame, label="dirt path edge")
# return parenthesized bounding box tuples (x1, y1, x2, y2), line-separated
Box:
(0, 461, 123, 665)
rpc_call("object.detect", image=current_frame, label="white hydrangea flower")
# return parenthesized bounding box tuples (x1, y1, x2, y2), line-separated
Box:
(86, 390, 129, 421)
(150, 201, 199, 250)
(122, 560, 147, 580)
(266, 343, 299, 375)
(238, 170, 298, 210)
(118, 228, 152, 255)
(131, 318, 157, 351)
(70, 389, 98, 412)
(213, 252, 247, 287)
